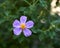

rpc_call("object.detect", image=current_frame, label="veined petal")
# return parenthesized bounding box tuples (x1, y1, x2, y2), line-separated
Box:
(13, 28, 22, 35)
(20, 16, 27, 23)
(26, 21, 34, 28)
(23, 29, 32, 37)
(13, 20, 20, 28)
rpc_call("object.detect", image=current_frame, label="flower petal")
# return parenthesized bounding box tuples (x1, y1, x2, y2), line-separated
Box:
(20, 16, 27, 23)
(26, 21, 34, 28)
(13, 28, 22, 35)
(13, 20, 20, 28)
(23, 29, 32, 37)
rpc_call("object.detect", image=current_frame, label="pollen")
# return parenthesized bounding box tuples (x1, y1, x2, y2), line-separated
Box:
(20, 23, 26, 29)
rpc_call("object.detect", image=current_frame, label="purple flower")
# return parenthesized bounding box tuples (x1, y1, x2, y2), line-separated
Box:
(13, 16, 34, 37)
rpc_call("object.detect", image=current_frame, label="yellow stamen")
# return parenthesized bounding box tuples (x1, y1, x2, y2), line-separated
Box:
(20, 23, 26, 29)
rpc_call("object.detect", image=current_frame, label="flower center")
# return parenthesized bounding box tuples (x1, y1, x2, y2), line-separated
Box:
(20, 23, 26, 29)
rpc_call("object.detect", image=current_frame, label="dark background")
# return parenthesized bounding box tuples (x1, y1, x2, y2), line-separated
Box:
(0, 0, 60, 48)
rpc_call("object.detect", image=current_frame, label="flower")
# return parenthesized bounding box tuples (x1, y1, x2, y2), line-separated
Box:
(13, 16, 34, 37)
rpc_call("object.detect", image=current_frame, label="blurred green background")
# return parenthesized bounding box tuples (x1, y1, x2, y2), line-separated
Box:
(0, 0, 60, 48)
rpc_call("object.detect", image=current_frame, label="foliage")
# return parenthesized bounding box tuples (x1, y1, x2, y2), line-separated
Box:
(0, 0, 60, 48)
